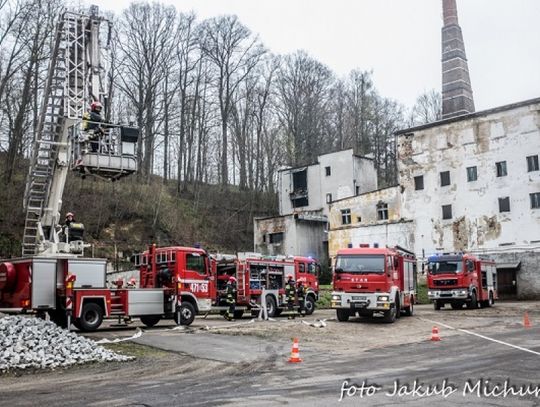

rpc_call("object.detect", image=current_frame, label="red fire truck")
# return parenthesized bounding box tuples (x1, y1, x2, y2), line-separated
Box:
(0, 10, 186, 332)
(427, 253, 497, 310)
(0, 254, 184, 331)
(135, 246, 320, 319)
(331, 244, 416, 323)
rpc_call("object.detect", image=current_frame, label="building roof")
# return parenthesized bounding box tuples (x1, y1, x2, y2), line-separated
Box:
(396, 97, 540, 136)
(277, 148, 373, 172)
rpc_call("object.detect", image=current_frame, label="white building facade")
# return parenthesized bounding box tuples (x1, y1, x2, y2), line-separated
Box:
(327, 98, 540, 298)
(254, 149, 378, 263)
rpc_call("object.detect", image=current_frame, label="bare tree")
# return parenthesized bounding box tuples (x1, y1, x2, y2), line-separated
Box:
(410, 89, 442, 125)
(4, 0, 61, 183)
(275, 50, 333, 165)
(115, 2, 177, 181)
(199, 15, 265, 185)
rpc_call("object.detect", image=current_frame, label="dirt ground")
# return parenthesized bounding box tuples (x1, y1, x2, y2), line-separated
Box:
(202, 301, 540, 354)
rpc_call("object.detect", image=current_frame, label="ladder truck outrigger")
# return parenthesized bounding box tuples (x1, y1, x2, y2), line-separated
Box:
(0, 7, 184, 331)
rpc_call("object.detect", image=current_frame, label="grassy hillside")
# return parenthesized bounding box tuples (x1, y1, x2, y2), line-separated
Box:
(0, 165, 278, 264)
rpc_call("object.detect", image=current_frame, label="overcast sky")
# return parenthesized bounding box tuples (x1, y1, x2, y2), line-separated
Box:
(88, 0, 540, 111)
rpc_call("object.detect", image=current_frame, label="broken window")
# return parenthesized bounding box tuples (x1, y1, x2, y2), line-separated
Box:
(440, 171, 450, 187)
(341, 209, 351, 225)
(531, 192, 540, 209)
(496, 161, 507, 177)
(414, 175, 424, 190)
(377, 202, 388, 220)
(325, 166, 331, 176)
(442, 204, 452, 220)
(326, 193, 332, 203)
(291, 169, 308, 208)
(498, 197, 510, 213)
(269, 232, 284, 244)
(527, 155, 539, 172)
(466, 166, 477, 182)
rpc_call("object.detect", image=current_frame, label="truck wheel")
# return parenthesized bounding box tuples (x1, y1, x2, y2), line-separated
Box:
(141, 315, 161, 328)
(467, 291, 478, 309)
(434, 300, 442, 310)
(336, 309, 350, 322)
(233, 310, 244, 319)
(78, 303, 104, 332)
(451, 302, 463, 310)
(179, 302, 196, 326)
(404, 299, 414, 316)
(395, 296, 401, 319)
(304, 296, 316, 315)
(383, 304, 397, 323)
(265, 295, 277, 318)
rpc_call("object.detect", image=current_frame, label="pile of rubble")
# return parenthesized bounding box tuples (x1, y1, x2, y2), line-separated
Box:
(0, 316, 133, 372)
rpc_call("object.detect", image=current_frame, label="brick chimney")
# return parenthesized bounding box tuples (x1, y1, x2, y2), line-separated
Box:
(441, 0, 475, 119)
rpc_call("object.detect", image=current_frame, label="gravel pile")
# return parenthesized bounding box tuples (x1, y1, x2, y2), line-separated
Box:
(0, 316, 133, 372)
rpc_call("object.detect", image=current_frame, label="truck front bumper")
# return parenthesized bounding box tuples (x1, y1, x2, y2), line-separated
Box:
(428, 289, 468, 300)
(330, 292, 392, 312)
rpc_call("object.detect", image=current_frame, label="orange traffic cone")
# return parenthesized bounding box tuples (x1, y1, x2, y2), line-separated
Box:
(288, 338, 302, 363)
(524, 312, 532, 328)
(431, 326, 441, 341)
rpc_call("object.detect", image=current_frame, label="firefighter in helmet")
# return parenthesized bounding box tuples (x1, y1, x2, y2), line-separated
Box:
(61, 212, 75, 242)
(82, 101, 104, 152)
(285, 275, 296, 319)
(296, 280, 306, 317)
(224, 276, 237, 321)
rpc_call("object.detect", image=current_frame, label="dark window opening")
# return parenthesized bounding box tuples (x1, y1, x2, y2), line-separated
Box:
(467, 166, 477, 182)
(291, 169, 308, 208)
(326, 193, 332, 203)
(357, 216, 362, 223)
(269, 232, 284, 244)
(325, 166, 331, 176)
(341, 209, 351, 225)
(355, 185, 360, 195)
(527, 155, 539, 172)
(498, 197, 510, 213)
(262, 234, 266, 243)
(442, 204, 452, 220)
(531, 192, 540, 209)
(496, 161, 507, 177)
(440, 171, 450, 187)
(377, 202, 388, 220)
(414, 175, 424, 190)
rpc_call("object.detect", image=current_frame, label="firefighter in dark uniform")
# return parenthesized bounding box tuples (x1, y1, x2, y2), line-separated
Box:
(297, 280, 306, 317)
(285, 275, 296, 319)
(61, 212, 75, 242)
(224, 276, 237, 321)
(82, 101, 104, 152)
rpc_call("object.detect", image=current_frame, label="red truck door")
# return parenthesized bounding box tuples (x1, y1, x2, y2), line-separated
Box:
(179, 251, 213, 301)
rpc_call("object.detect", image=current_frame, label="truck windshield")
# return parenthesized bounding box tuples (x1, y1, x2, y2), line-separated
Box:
(428, 261, 463, 275)
(335, 255, 385, 273)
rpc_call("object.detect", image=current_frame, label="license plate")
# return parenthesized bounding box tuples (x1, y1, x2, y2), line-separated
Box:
(352, 296, 366, 301)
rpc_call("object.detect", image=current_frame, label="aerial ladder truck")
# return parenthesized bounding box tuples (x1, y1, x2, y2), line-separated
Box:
(0, 8, 184, 331)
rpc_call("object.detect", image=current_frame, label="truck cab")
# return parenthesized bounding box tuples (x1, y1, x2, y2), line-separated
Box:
(331, 245, 416, 323)
(136, 245, 216, 325)
(427, 253, 497, 309)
